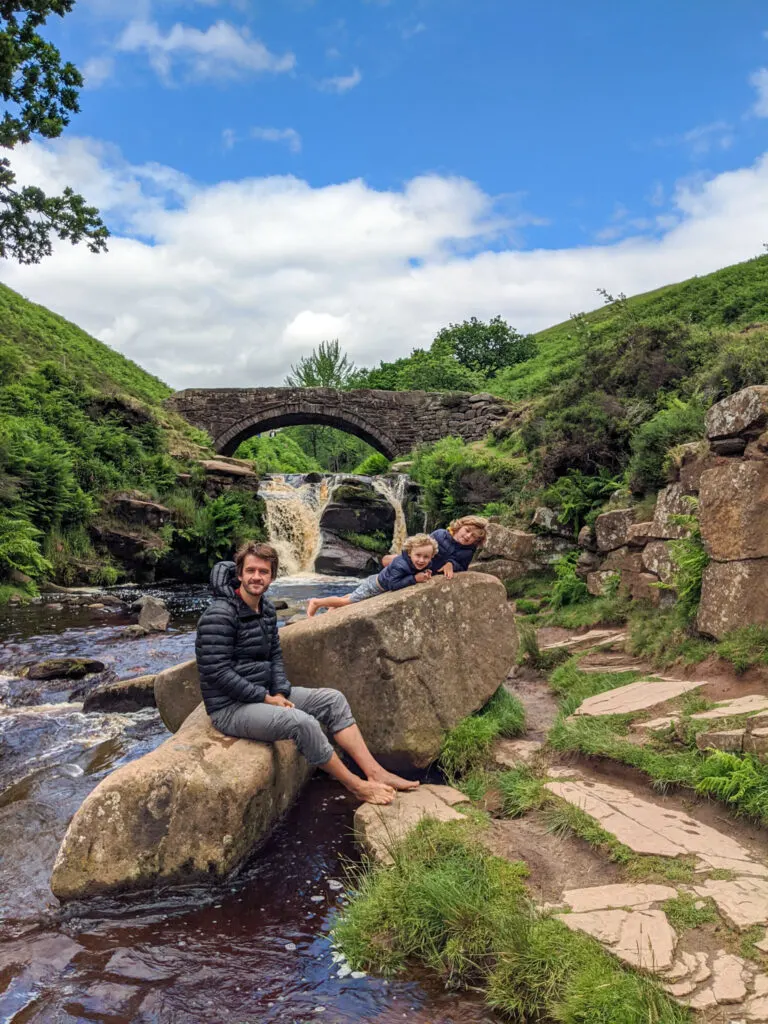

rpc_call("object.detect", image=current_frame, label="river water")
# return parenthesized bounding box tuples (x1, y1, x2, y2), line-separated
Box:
(0, 581, 494, 1024)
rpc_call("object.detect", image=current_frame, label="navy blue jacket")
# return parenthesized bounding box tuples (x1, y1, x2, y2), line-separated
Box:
(429, 528, 477, 574)
(195, 561, 290, 713)
(377, 551, 421, 592)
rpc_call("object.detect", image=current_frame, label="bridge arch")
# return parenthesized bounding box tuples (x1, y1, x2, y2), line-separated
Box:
(216, 406, 399, 459)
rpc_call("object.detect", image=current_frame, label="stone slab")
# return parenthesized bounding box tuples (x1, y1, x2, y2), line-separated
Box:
(630, 715, 679, 735)
(705, 385, 768, 440)
(562, 883, 676, 913)
(696, 729, 746, 752)
(557, 908, 676, 971)
(538, 628, 626, 652)
(691, 695, 768, 721)
(700, 462, 768, 561)
(697, 559, 768, 640)
(693, 878, 768, 931)
(572, 677, 705, 717)
(711, 952, 748, 1004)
(493, 738, 542, 767)
(354, 785, 470, 866)
(545, 780, 757, 865)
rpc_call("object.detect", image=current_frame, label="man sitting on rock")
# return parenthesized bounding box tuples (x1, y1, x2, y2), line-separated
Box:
(195, 541, 418, 805)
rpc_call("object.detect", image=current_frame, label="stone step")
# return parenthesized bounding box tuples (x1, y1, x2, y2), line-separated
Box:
(537, 628, 628, 654)
(571, 676, 706, 717)
(353, 785, 470, 865)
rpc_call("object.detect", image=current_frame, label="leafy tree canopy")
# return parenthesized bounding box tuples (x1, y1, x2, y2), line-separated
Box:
(0, 1, 108, 263)
(433, 315, 537, 376)
(285, 338, 356, 389)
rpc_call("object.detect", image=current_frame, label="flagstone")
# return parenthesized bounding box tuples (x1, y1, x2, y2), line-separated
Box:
(572, 677, 706, 717)
(693, 878, 768, 930)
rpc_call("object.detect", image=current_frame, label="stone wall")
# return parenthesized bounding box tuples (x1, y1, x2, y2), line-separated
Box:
(165, 387, 511, 459)
(573, 385, 768, 639)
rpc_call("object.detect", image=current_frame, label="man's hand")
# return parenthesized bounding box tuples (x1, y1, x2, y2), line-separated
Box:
(415, 570, 432, 583)
(264, 694, 294, 708)
(438, 563, 455, 580)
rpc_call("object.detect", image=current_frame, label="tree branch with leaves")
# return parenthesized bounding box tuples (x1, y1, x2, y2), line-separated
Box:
(0, 1, 108, 263)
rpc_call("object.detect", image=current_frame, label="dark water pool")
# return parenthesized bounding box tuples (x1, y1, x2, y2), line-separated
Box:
(0, 580, 495, 1024)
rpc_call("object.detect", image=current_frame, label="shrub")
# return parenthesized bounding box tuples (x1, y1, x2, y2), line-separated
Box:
(352, 452, 391, 475)
(663, 500, 709, 622)
(627, 397, 707, 494)
(550, 551, 589, 608)
(0, 512, 52, 582)
(541, 468, 623, 533)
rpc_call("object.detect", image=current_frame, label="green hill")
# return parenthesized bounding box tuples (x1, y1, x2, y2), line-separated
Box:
(0, 284, 269, 597)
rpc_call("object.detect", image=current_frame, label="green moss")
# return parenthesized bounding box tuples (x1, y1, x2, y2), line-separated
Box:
(338, 530, 391, 554)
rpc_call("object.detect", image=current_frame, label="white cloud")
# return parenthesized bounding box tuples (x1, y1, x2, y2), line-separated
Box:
(82, 55, 116, 88)
(251, 127, 302, 153)
(3, 137, 768, 392)
(317, 67, 362, 93)
(116, 19, 296, 81)
(402, 21, 426, 40)
(654, 120, 734, 156)
(751, 67, 768, 117)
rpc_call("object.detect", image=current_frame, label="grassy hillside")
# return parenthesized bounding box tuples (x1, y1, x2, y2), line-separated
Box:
(0, 285, 171, 406)
(0, 284, 268, 596)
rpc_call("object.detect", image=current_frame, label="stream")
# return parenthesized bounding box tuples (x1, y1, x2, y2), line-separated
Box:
(0, 581, 494, 1024)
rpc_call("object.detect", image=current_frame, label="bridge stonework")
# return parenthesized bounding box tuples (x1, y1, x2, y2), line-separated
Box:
(164, 387, 512, 459)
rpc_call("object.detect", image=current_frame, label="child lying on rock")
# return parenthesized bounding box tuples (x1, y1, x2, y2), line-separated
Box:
(380, 514, 488, 580)
(306, 533, 439, 617)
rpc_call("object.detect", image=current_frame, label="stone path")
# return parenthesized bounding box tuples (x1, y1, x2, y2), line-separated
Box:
(538, 628, 628, 654)
(571, 676, 706, 717)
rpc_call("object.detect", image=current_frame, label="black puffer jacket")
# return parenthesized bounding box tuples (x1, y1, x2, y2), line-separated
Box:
(195, 561, 290, 714)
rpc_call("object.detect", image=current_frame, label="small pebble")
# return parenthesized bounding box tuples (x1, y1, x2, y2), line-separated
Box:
(285, 942, 297, 952)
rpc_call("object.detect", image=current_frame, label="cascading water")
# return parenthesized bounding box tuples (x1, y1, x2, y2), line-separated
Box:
(258, 472, 412, 573)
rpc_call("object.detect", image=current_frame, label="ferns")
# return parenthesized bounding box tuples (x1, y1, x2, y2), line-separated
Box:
(0, 513, 52, 581)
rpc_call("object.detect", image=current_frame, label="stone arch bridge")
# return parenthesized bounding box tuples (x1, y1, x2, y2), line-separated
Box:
(164, 387, 512, 459)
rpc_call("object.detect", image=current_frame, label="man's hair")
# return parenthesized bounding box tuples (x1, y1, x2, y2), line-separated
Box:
(235, 540, 279, 580)
(448, 515, 488, 546)
(404, 533, 439, 555)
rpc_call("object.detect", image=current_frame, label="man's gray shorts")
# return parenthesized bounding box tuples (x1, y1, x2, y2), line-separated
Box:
(209, 687, 356, 767)
(347, 573, 383, 603)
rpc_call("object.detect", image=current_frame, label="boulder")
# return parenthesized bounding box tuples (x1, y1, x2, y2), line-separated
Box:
(531, 507, 572, 538)
(319, 481, 395, 538)
(601, 546, 645, 574)
(138, 596, 170, 632)
(156, 575, 518, 767)
(477, 524, 536, 563)
(705, 385, 768, 441)
(697, 560, 768, 639)
(468, 559, 530, 582)
(83, 675, 156, 713)
(198, 459, 260, 496)
(650, 483, 692, 541)
(699, 461, 768, 561)
(109, 495, 171, 530)
(577, 525, 597, 551)
(641, 540, 674, 583)
(587, 571, 618, 597)
(575, 551, 601, 579)
(314, 531, 380, 576)
(618, 571, 666, 606)
(627, 522, 655, 547)
(120, 625, 149, 640)
(281, 573, 517, 768)
(50, 705, 310, 900)
(27, 658, 105, 681)
(594, 509, 635, 552)
(745, 430, 768, 461)
(155, 660, 202, 732)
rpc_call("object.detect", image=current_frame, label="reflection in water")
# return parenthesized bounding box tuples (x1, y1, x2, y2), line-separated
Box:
(0, 580, 493, 1024)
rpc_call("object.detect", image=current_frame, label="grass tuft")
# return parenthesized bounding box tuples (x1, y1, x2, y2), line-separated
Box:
(498, 765, 549, 818)
(662, 893, 718, 932)
(439, 687, 525, 778)
(334, 818, 689, 1023)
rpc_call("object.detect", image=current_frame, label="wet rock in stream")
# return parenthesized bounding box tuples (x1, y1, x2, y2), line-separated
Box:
(27, 657, 105, 681)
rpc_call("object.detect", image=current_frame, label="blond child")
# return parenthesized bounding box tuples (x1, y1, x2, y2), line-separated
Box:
(380, 515, 488, 579)
(307, 534, 439, 617)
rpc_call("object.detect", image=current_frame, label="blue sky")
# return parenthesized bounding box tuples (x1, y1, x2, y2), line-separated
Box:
(4, 0, 768, 387)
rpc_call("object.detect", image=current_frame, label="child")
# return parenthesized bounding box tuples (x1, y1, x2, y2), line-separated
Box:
(380, 515, 488, 580)
(307, 534, 439, 617)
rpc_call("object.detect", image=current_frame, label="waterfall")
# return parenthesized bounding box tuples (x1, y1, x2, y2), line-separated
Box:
(258, 475, 333, 575)
(258, 472, 412, 575)
(373, 474, 409, 554)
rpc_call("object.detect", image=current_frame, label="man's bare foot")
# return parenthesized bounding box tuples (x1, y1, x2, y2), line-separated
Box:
(369, 768, 420, 792)
(348, 779, 396, 805)
(307, 599, 321, 618)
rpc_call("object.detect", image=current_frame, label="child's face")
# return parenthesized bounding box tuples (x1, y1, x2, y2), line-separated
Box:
(410, 544, 434, 570)
(454, 525, 482, 546)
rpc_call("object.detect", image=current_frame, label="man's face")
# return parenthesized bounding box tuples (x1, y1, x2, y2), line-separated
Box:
(238, 555, 273, 598)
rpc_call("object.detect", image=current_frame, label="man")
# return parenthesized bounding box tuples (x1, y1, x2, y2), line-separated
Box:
(195, 540, 419, 805)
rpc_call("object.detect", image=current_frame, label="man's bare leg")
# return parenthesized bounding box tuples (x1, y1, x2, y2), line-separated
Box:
(319, 751, 396, 804)
(333, 723, 420, 791)
(307, 596, 351, 618)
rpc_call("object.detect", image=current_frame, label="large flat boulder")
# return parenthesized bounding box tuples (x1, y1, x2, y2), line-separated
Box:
(281, 573, 517, 768)
(314, 530, 380, 576)
(697, 559, 768, 639)
(705, 385, 768, 441)
(50, 705, 310, 900)
(699, 462, 768, 561)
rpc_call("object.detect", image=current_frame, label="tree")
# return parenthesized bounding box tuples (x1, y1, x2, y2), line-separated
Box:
(433, 315, 536, 376)
(285, 339, 356, 389)
(0, 2, 108, 263)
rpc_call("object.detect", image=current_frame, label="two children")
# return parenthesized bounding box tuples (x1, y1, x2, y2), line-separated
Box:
(306, 515, 488, 617)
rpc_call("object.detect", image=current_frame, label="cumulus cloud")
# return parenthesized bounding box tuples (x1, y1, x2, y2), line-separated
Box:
(751, 67, 768, 117)
(251, 127, 302, 153)
(82, 55, 116, 88)
(317, 67, 362, 93)
(116, 19, 296, 81)
(3, 137, 768, 391)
